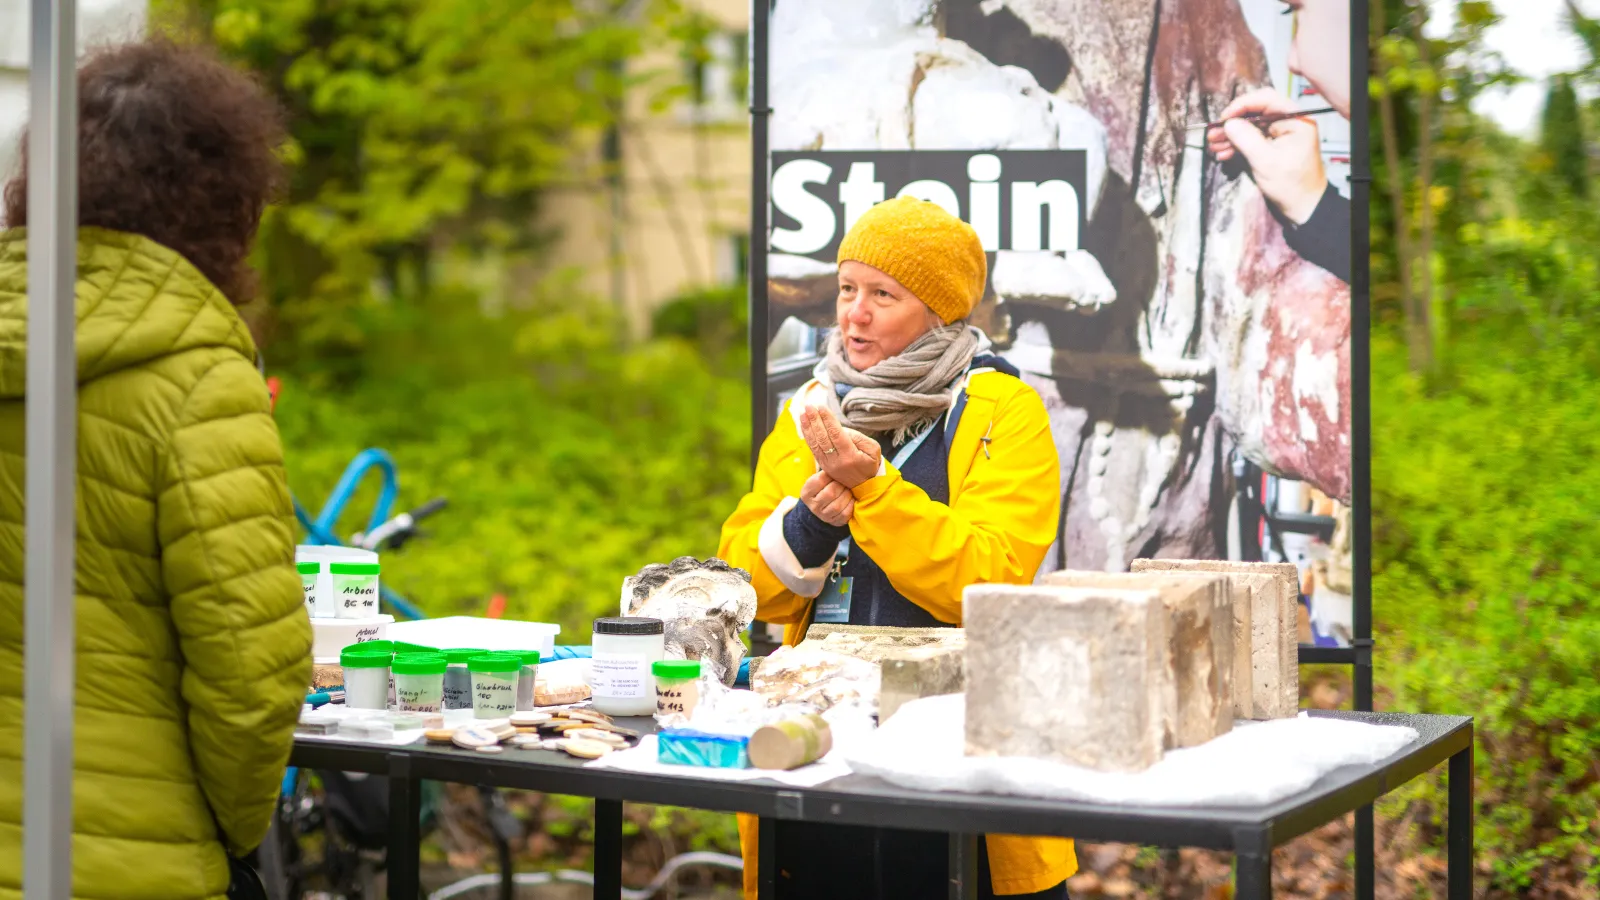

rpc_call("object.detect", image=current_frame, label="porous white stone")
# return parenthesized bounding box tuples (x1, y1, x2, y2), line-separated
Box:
(963, 584, 1170, 772)
(1131, 559, 1299, 720)
(1042, 570, 1233, 745)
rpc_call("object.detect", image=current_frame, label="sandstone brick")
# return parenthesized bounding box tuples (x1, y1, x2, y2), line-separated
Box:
(1131, 559, 1299, 719)
(963, 584, 1170, 772)
(879, 645, 966, 725)
(1042, 570, 1234, 745)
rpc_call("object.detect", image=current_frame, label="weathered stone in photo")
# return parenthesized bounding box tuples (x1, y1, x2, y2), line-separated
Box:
(879, 645, 966, 725)
(1042, 570, 1234, 744)
(623, 556, 757, 685)
(1131, 559, 1299, 719)
(963, 584, 1170, 772)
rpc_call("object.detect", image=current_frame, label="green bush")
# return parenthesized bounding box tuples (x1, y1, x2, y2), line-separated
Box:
(1372, 325, 1600, 888)
(273, 287, 752, 639)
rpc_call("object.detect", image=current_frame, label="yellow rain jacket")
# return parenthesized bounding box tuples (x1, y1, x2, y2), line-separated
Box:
(718, 369, 1074, 898)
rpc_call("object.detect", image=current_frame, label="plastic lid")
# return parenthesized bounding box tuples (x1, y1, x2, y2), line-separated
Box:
(503, 650, 541, 665)
(343, 640, 393, 655)
(652, 659, 701, 678)
(330, 562, 380, 575)
(297, 562, 320, 575)
(341, 648, 392, 668)
(444, 648, 487, 664)
(394, 641, 438, 655)
(593, 616, 664, 636)
(467, 653, 522, 674)
(392, 655, 447, 675)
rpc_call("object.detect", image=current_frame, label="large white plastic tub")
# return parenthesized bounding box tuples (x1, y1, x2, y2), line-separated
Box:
(387, 616, 562, 661)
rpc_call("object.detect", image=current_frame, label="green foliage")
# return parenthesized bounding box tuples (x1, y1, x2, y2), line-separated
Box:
(273, 285, 751, 639)
(1540, 76, 1588, 198)
(155, 0, 681, 370)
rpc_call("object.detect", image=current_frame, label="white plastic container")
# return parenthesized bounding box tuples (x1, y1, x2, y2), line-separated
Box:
(387, 616, 561, 662)
(298, 562, 320, 615)
(513, 651, 540, 712)
(590, 617, 665, 717)
(309, 614, 393, 658)
(331, 562, 380, 618)
(342, 648, 392, 711)
(392, 655, 446, 713)
(295, 545, 379, 618)
(469, 654, 520, 719)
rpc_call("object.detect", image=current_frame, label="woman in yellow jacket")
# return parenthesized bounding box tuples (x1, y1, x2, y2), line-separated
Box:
(719, 196, 1074, 899)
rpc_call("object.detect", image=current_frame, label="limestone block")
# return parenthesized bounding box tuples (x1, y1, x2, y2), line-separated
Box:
(879, 645, 966, 725)
(802, 623, 966, 663)
(1131, 559, 1299, 719)
(963, 584, 1170, 772)
(1042, 570, 1234, 744)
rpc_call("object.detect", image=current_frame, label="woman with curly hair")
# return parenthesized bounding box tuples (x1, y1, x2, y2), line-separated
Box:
(0, 38, 310, 898)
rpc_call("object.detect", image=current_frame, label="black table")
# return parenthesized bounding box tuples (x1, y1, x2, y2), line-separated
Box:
(289, 710, 1473, 900)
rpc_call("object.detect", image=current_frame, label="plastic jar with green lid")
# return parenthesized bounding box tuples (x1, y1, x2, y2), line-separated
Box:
(298, 562, 321, 615)
(392, 654, 447, 713)
(341, 649, 392, 710)
(442, 648, 486, 709)
(468, 654, 521, 719)
(330, 562, 381, 618)
(653, 659, 702, 719)
(506, 650, 541, 711)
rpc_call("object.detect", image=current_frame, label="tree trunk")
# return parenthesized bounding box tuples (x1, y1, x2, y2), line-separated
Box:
(1374, 0, 1420, 373)
(1413, 7, 1439, 375)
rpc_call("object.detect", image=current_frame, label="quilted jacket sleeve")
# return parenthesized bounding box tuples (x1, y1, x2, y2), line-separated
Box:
(157, 353, 313, 857)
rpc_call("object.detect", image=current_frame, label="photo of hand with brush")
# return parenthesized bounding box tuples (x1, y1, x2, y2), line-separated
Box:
(1205, 0, 1350, 283)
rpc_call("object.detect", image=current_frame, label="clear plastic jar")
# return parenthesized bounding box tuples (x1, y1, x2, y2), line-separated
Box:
(392, 654, 447, 713)
(510, 650, 541, 711)
(653, 659, 702, 719)
(298, 562, 321, 616)
(590, 617, 665, 717)
(442, 648, 485, 710)
(341, 648, 392, 710)
(469, 654, 521, 719)
(330, 562, 380, 619)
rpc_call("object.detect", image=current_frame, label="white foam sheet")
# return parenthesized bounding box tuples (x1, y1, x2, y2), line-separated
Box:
(844, 695, 1419, 808)
(387, 615, 561, 661)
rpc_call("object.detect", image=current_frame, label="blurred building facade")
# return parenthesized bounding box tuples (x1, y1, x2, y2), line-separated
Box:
(0, 0, 147, 200)
(538, 0, 752, 330)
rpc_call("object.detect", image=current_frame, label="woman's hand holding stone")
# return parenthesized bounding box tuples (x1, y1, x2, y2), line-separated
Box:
(801, 404, 882, 489)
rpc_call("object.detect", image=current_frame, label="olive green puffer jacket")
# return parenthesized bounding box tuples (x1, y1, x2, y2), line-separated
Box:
(0, 227, 312, 900)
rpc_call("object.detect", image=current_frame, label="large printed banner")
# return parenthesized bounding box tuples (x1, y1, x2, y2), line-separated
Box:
(761, 0, 1357, 641)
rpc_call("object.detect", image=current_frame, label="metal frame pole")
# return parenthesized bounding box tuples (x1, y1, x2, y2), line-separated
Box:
(24, 0, 79, 897)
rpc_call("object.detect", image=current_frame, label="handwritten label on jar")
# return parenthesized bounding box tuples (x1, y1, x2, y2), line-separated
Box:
(332, 571, 379, 618)
(396, 684, 441, 713)
(301, 573, 317, 614)
(353, 626, 381, 641)
(475, 679, 516, 715)
(656, 685, 693, 715)
(590, 654, 650, 699)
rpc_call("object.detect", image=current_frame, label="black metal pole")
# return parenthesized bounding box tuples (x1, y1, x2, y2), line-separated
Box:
(386, 754, 422, 900)
(1350, 0, 1377, 894)
(948, 833, 979, 900)
(748, 0, 771, 475)
(594, 799, 624, 899)
(758, 816, 779, 900)
(1448, 738, 1475, 899)
(1234, 846, 1273, 900)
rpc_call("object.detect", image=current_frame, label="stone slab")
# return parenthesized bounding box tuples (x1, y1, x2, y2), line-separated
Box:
(879, 645, 966, 725)
(1042, 570, 1234, 745)
(1131, 559, 1299, 719)
(802, 623, 966, 664)
(963, 584, 1169, 772)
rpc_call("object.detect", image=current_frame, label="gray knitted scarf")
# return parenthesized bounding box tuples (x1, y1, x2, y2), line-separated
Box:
(813, 322, 988, 445)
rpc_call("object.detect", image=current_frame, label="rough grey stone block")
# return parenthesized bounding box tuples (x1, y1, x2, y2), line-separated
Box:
(1131, 559, 1299, 719)
(879, 645, 966, 725)
(963, 584, 1170, 772)
(1042, 570, 1234, 745)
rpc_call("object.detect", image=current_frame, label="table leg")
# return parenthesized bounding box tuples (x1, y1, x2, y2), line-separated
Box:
(948, 833, 978, 900)
(1448, 742, 1474, 899)
(387, 755, 422, 900)
(1355, 804, 1374, 900)
(594, 799, 624, 899)
(1234, 830, 1272, 900)
(758, 817, 778, 900)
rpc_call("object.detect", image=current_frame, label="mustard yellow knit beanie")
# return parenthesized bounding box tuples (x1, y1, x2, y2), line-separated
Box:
(836, 196, 987, 324)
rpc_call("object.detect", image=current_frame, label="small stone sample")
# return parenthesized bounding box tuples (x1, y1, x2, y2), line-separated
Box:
(534, 682, 591, 707)
(1042, 570, 1234, 746)
(752, 643, 881, 713)
(559, 738, 613, 760)
(879, 645, 966, 725)
(510, 712, 551, 727)
(624, 556, 758, 686)
(569, 728, 629, 748)
(963, 584, 1170, 772)
(564, 709, 612, 725)
(476, 745, 504, 755)
(803, 624, 967, 663)
(1131, 559, 1299, 720)
(423, 729, 455, 744)
(748, 714, 833, 770)
(451, 725, 502, 750)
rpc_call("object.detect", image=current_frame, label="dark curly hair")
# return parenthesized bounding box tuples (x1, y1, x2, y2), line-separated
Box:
(2, 38, 287, 305)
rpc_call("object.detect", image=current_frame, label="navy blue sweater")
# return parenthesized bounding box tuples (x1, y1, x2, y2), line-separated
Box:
(781, 355, 1020, 627)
